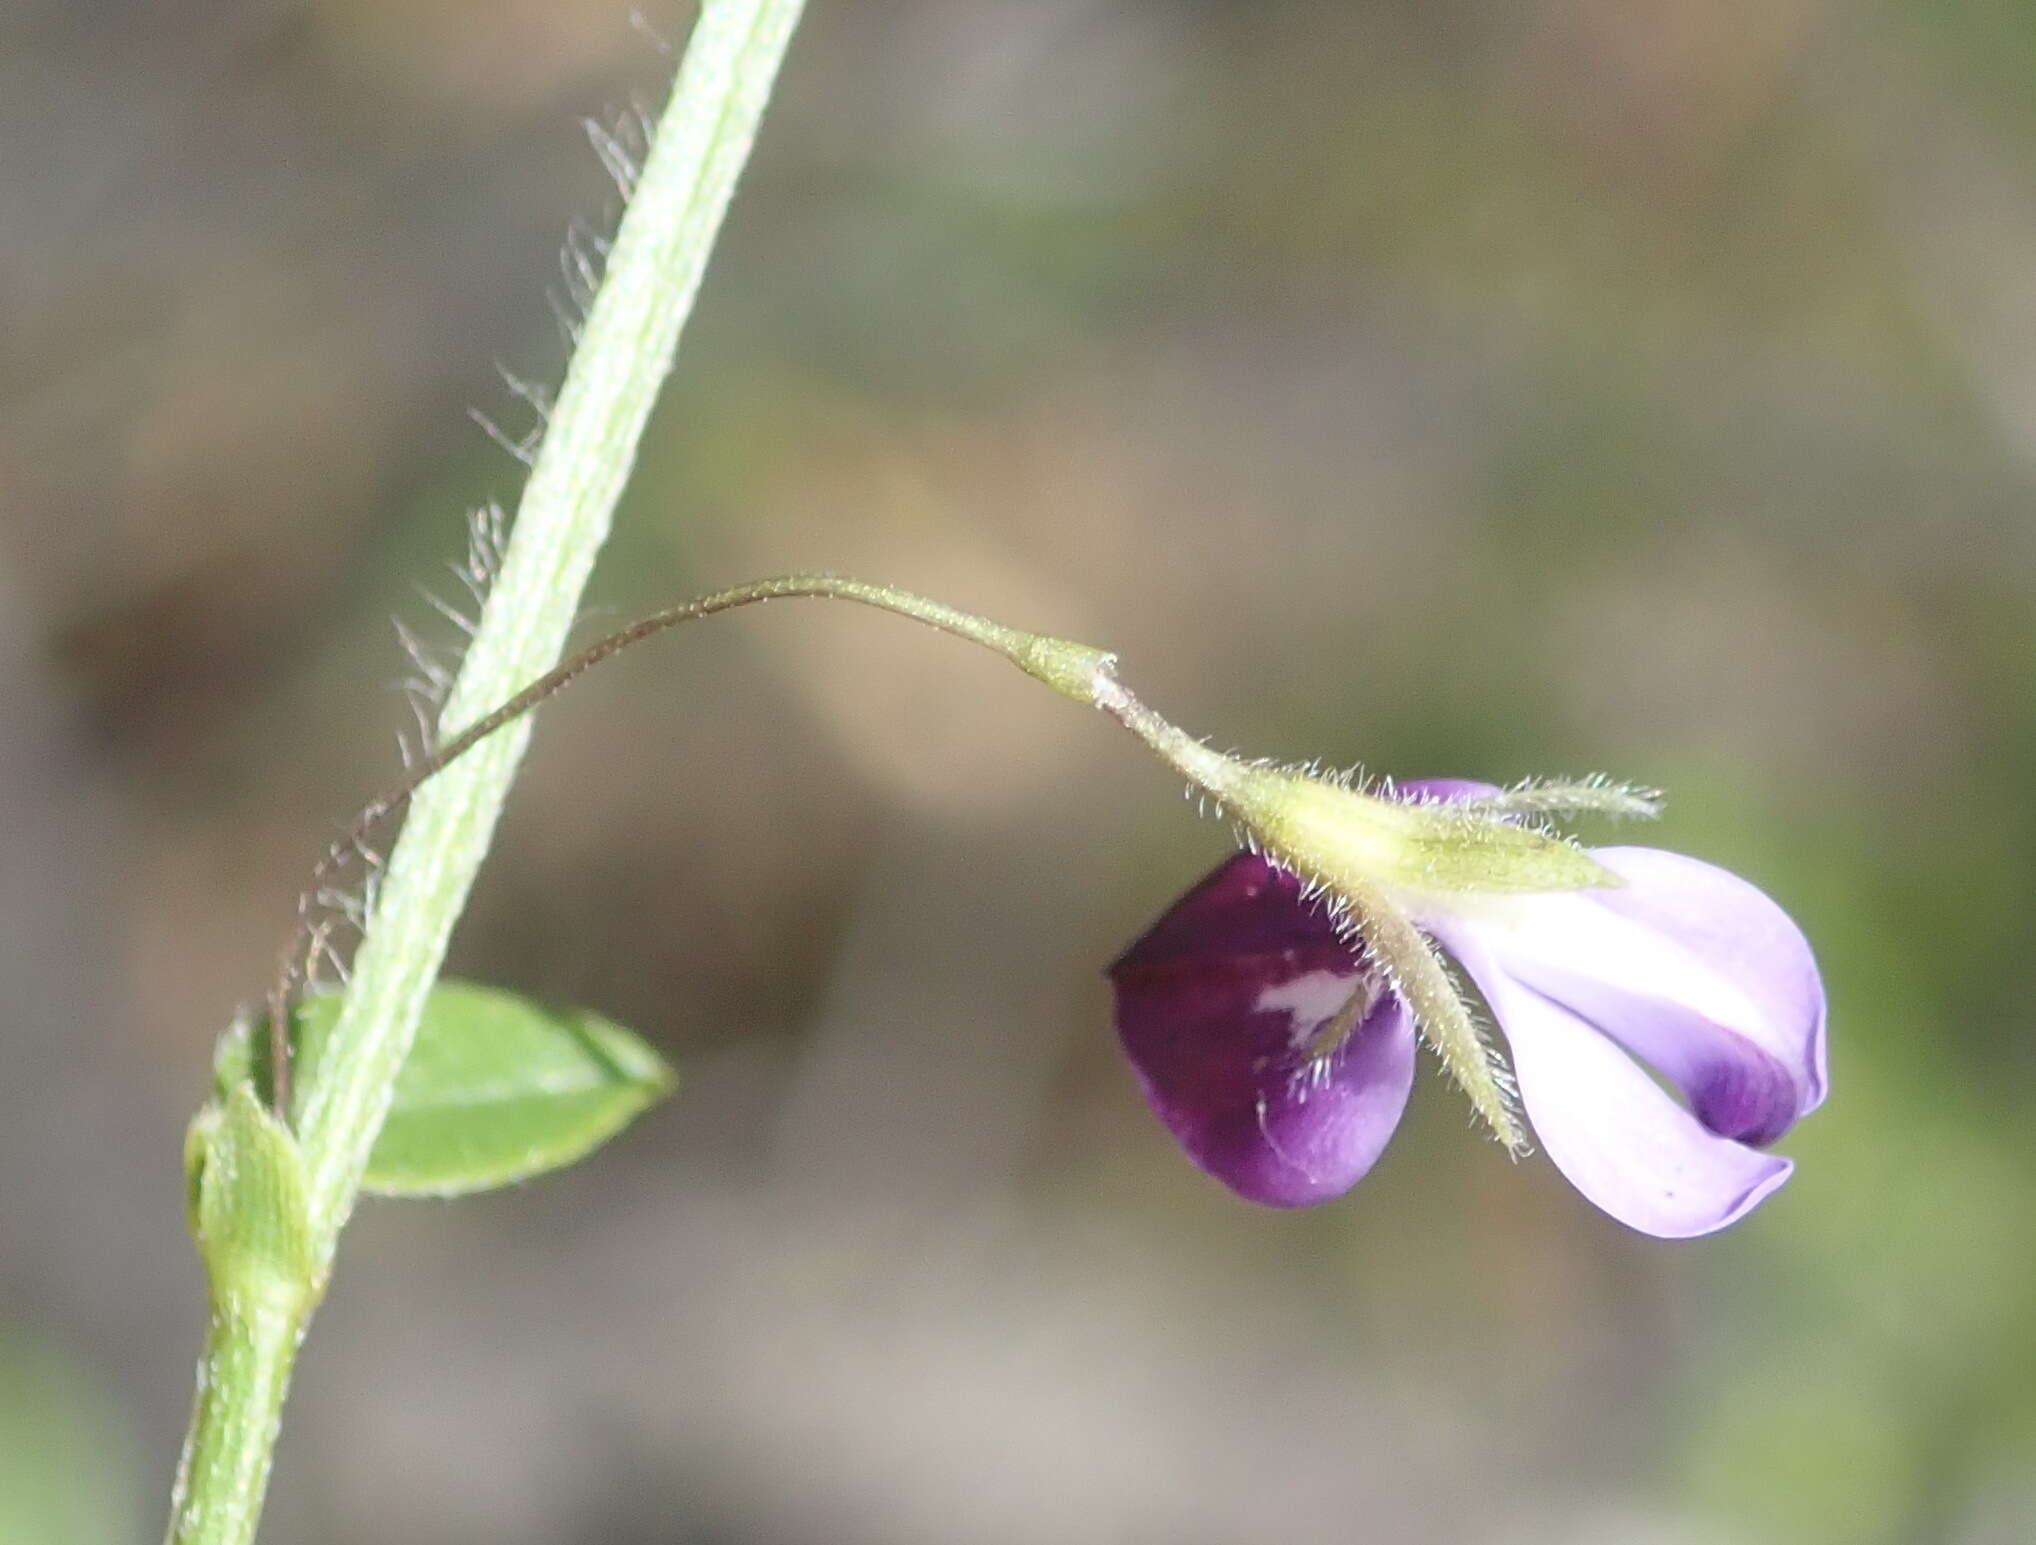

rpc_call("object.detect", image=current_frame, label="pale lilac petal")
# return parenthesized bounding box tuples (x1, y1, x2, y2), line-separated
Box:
(1435, 849, 1823, 1143)
(1110, 854, 1417, 1207)
(1439, 925, 1793, 1237)
(1588, 847, 1827, 1112)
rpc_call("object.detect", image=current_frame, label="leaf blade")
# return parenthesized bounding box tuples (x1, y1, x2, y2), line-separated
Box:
(277, 981, 675, 1197)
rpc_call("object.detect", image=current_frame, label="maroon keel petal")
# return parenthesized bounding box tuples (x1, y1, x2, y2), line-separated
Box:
(1110, 855, 1417, 1207)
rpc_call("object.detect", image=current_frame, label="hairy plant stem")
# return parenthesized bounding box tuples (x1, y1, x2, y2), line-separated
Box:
(163, 4, 807, 1541)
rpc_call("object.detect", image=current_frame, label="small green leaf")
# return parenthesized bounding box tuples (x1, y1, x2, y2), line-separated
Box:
(292, 980, 675, 1197)
(192, 1084, 315, 1311)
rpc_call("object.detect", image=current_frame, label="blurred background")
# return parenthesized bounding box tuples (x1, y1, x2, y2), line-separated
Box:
(3, 1, 2033, 1541)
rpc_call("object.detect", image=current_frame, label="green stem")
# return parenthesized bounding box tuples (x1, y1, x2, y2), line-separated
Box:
(163, 3, 807, 1541)
(1089, 673, 1252, 803)
(296, 0, 809, 1262)
(161, 1304, 307, 1545)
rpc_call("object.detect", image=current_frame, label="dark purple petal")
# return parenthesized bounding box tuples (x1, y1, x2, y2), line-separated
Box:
(1110, 855, 1417, 1207)
(1438, 923, 1794, 1238)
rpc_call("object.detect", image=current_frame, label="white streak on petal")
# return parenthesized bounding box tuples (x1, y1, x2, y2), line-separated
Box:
(1255, 969, 1363, 1051)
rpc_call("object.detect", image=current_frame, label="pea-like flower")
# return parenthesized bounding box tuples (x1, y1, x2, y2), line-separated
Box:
(1109, 779, 1826, 1237)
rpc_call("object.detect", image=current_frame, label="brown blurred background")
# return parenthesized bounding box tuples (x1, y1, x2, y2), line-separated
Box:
(4, 1, 2035, 1541)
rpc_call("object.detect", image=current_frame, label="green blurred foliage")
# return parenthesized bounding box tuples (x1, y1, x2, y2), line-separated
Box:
(0, 1335, 140, 1545)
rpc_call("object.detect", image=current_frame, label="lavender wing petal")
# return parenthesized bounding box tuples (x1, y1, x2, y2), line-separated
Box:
(1435, 921, 1794, 1237)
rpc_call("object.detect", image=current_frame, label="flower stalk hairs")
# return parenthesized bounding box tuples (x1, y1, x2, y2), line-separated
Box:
(273, 574, 1825, 1241)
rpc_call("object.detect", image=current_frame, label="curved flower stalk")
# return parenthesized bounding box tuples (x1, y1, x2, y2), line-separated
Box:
(1110, 780, 1827, 1237)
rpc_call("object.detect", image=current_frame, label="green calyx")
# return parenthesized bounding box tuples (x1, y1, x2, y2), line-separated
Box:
(1209, 769, 1625, 1153)
(1216, 770, 1625, 1153)
(1238, 772, 1620, 903)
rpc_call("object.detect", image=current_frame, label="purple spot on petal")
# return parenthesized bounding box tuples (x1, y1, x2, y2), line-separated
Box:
(1683, 1049, 1803, 1146)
